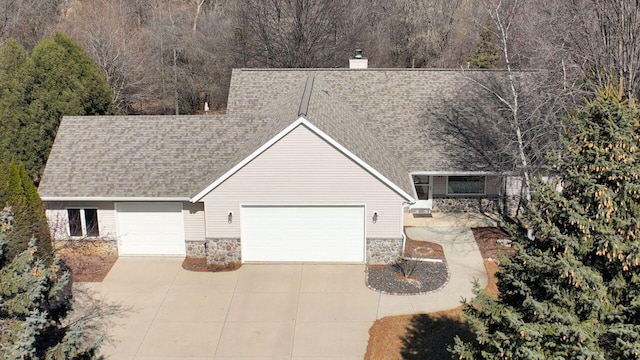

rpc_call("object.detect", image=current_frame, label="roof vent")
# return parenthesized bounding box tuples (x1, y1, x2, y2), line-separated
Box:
(349, 49, 368, 69)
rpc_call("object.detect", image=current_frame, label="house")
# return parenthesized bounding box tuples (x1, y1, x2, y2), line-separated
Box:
(38, 59, 519, 265)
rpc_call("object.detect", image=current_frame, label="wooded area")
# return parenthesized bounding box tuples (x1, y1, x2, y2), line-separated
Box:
(0, 0, 635, 115)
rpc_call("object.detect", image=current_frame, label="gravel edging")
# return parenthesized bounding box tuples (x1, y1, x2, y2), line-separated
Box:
(365, 261, 450, 295)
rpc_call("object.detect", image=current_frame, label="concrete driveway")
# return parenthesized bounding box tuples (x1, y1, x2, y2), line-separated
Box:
(84, 226, 486, 359)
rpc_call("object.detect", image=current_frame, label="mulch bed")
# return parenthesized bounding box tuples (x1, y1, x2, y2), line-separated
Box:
(472, 227, 517, 261)
(182, 257, 241, 272)
(366, 261, 449, 295)
(366, 237, 448, 295)
(56, 241, 118, 282)
(404, 238, 445, 259)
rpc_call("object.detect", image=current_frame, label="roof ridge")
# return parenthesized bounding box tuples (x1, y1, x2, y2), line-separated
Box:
(298, 76, 314, 117)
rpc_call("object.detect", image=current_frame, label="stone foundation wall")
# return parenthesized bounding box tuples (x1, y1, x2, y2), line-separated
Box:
(431, 196, 521, 217)
(367, 238, 403, 264)
(432, 197, 500, 213)
(185, 240, 206, 258)
(205, 238, 241, 265)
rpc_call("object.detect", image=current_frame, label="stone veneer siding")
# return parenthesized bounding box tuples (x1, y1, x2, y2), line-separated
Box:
(432, 197, 500, 213)
(432, 196, 520, 217)
(205, 238, 241, 265)
(185, 240, 206, 258)
(367, 238, 403, 264)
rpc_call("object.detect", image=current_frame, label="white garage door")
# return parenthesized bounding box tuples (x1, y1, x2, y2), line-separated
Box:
(241, 205, 365, 262)
(116, 202, 185, 256)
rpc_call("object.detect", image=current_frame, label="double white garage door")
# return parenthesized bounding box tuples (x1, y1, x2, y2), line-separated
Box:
(115, 202, 365, 262)
(241, 205, 365, 263)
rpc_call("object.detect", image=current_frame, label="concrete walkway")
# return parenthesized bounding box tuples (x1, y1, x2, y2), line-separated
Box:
(84, 226, 486, 359)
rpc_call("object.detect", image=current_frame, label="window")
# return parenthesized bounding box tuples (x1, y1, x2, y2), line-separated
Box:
(67, 209, 82, 236)
(412, 175, 431, 200)
(67, 209, 100, 237)
(447, 176, 485, 195)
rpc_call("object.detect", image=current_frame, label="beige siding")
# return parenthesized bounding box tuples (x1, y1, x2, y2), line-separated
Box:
(44, 201, 116, 240)
(183, 202, 205, 241)
(506, 176, 522, 196)
(486, 176, 502, 196)
(202, 125, 405, 239)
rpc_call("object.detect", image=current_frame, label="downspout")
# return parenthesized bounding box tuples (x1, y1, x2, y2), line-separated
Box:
(401, 201, 414, 257)
(401, 231, 407, 257)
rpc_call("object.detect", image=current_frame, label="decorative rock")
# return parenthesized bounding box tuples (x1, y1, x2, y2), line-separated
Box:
(206, 238, 241, 265)
(496, 238, 512, 247)
(185, 241, 206, 258)
(367, 238, 403, 264)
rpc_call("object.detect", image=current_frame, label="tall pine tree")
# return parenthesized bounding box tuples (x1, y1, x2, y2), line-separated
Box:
(0, 39, 29, 165)
(0, 162, 52, 260)
(0, 33, 116, 181)
(454, 86, 640, 359)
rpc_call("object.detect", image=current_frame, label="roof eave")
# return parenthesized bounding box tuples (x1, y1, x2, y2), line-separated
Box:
(40, 196, 191, 202)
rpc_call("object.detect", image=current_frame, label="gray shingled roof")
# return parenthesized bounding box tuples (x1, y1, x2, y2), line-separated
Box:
(40, 68, 503, 200)
(227, 68, 495, 173)
(39, 115, 249, 198)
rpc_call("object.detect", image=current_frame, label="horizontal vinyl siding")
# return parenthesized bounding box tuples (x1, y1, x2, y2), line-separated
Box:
(486, 176, 502, 196)
(202, 125, 405, 239)
(183, 202, 205, 241)
(44, 201, 116, 240)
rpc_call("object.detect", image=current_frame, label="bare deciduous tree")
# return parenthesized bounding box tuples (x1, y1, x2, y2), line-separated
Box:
(387, 0, 463, 68)
(0, 0, 60, 49)
(233, 0, 361, 68)
(564, 0, 640, 100)
(60, 0, 151, 113)
(428, 0, 567, 224)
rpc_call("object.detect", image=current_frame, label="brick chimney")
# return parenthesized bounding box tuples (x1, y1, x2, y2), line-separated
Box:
(349, 49, 368, 69)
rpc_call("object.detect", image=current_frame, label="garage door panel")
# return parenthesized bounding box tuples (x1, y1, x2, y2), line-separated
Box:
(241, 206, 365, 262)
(116, 202, 185, 256)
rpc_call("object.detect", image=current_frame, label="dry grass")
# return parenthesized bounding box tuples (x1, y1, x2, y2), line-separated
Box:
(56, 241, 118, 282)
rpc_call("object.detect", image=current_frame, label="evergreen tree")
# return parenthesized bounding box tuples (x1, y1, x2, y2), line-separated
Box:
(0, 39, 29, 165)
(0, 209, 100, 359)
(453, 86, 640, 359)
(1, 162, 52, 260)
(467, 25, 501, 69)
(0, 33, 116, 181)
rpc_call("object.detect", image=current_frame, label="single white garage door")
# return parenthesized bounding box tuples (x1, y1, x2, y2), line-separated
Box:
(116, 202, 185, 256)
(241, 205, 365, 262)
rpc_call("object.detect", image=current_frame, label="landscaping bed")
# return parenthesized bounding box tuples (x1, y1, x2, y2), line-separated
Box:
(56, 241, 118, 282)
(366, 235, 448, 295)
(364, 227, 512, 359)
(182, 257, 241, 272)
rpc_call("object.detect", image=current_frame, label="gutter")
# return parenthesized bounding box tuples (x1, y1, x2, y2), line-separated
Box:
(40, 197, 191, 202)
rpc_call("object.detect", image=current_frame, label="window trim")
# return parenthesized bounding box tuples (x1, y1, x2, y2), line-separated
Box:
(446, 176, 486, 196)
(411, 174, 432, 200)
(66, 208, 100, 237)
